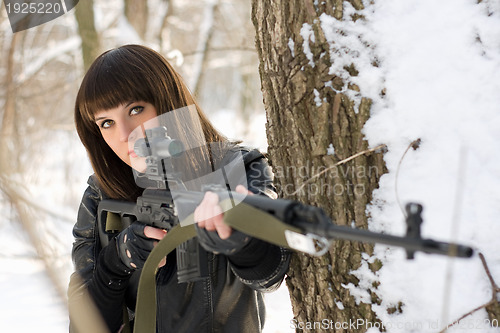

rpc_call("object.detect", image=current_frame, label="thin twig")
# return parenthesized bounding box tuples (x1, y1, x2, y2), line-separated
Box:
(479, 252, 500, 294)
(440, 300, 496, 333)
(439, 252, 499, 332)
(290, 143, 387, 196)
(394, 138, 421, 217)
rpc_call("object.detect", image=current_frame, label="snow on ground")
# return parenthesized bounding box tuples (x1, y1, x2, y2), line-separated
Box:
(0, 219, 70, 332)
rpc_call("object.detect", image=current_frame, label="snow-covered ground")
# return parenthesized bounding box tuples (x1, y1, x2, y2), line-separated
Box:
(1, 0, 500, 332)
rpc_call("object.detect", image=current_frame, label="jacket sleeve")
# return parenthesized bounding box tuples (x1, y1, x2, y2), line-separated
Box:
(68, 176, 132, 333)
(225, 149, 291, 292)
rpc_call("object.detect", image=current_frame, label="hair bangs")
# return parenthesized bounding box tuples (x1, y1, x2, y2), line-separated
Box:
(77, 49, 155, 129)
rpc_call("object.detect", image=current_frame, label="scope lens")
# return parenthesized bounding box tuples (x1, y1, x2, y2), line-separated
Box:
(134, 138, 150, 157)
(169, 140, 184, 157)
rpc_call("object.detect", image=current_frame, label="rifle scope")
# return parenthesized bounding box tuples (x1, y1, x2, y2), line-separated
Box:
(134, 127, 184, 158)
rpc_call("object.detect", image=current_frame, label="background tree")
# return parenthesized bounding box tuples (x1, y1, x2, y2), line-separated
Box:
(252, 1, 386, 331)
(74, 0, 99, 71)
(124, 0, 148, 40)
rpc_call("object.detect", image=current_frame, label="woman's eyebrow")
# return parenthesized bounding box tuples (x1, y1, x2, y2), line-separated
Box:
(94, 101, 135, 122)
(94, 115, 107, 122)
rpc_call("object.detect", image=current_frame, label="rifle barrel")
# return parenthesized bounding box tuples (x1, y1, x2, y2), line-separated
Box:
(295, 221, 474, 258)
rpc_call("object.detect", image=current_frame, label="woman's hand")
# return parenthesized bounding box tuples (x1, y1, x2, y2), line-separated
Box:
(116, 222, 167, 270)
(194, 185, 252, 239)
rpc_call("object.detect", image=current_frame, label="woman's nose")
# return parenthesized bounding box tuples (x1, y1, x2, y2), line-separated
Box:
(119, 122, 134, 143)
(123, 124, 145, 144)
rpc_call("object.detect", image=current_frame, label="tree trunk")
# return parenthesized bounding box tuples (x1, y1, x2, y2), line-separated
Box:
(191, 0, 219, 97)
(74, 0, 99, 71)
(0, 32, 19, 173)
(252, 1, 386, 331)
(124, 0, 148, 40)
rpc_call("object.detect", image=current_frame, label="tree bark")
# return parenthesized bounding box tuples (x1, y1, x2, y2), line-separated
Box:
(0, 32, 19, 173)
(74, 0, 99, 71)
(124, 0, 148, 40)
(252, 1, 386, 331)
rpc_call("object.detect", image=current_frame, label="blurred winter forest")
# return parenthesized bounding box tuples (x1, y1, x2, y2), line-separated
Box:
(0, 0, 267, 317)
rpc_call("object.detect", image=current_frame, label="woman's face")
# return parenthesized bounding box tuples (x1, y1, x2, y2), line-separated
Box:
(94, 101, 158, 171)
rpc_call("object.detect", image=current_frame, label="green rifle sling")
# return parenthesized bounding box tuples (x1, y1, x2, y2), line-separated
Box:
(133, 198, 301, 333)
(105, 211, 123, 232)
(133, 222, 197, 333)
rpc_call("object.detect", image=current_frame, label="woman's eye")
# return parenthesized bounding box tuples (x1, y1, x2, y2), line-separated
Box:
(130, 106, 144, 116)
(100, 120, 114, 129)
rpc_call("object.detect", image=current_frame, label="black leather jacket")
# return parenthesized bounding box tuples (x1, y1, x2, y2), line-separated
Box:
(68, 148, 290, 332)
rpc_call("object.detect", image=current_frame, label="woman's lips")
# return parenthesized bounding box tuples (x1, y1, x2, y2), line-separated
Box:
(128, 149, 138, 158)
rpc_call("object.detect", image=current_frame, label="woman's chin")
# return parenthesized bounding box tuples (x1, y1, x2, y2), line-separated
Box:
(130, 157, 147, 173)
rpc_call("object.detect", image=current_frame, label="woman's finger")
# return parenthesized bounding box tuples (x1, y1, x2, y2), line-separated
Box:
(235, 185, 254, 196)
(214, 217, 232, 239)
(195, 191, 232, 239)
(144, 226, 167, 240)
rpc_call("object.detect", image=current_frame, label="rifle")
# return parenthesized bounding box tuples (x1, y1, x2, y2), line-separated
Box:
(97, 127, 474, 284)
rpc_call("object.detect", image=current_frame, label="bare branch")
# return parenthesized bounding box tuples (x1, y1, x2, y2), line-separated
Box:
(291, 143, 387, 196)
(440, 252, 500, 332)
(394, 138, 421, 217)
(191, 0, 219, 95)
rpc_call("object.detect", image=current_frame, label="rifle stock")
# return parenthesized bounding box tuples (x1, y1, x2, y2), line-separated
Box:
(97, 189, 210, 283)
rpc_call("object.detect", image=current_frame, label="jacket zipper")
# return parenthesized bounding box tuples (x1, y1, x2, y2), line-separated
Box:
(156, 270, 162, 332)
(206, 253, 215, 333)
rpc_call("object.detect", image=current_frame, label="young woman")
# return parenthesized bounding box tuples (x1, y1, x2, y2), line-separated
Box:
(68, 44, 290, 332)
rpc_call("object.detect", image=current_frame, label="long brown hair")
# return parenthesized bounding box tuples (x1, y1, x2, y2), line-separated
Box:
(75, 45, 228, 200)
